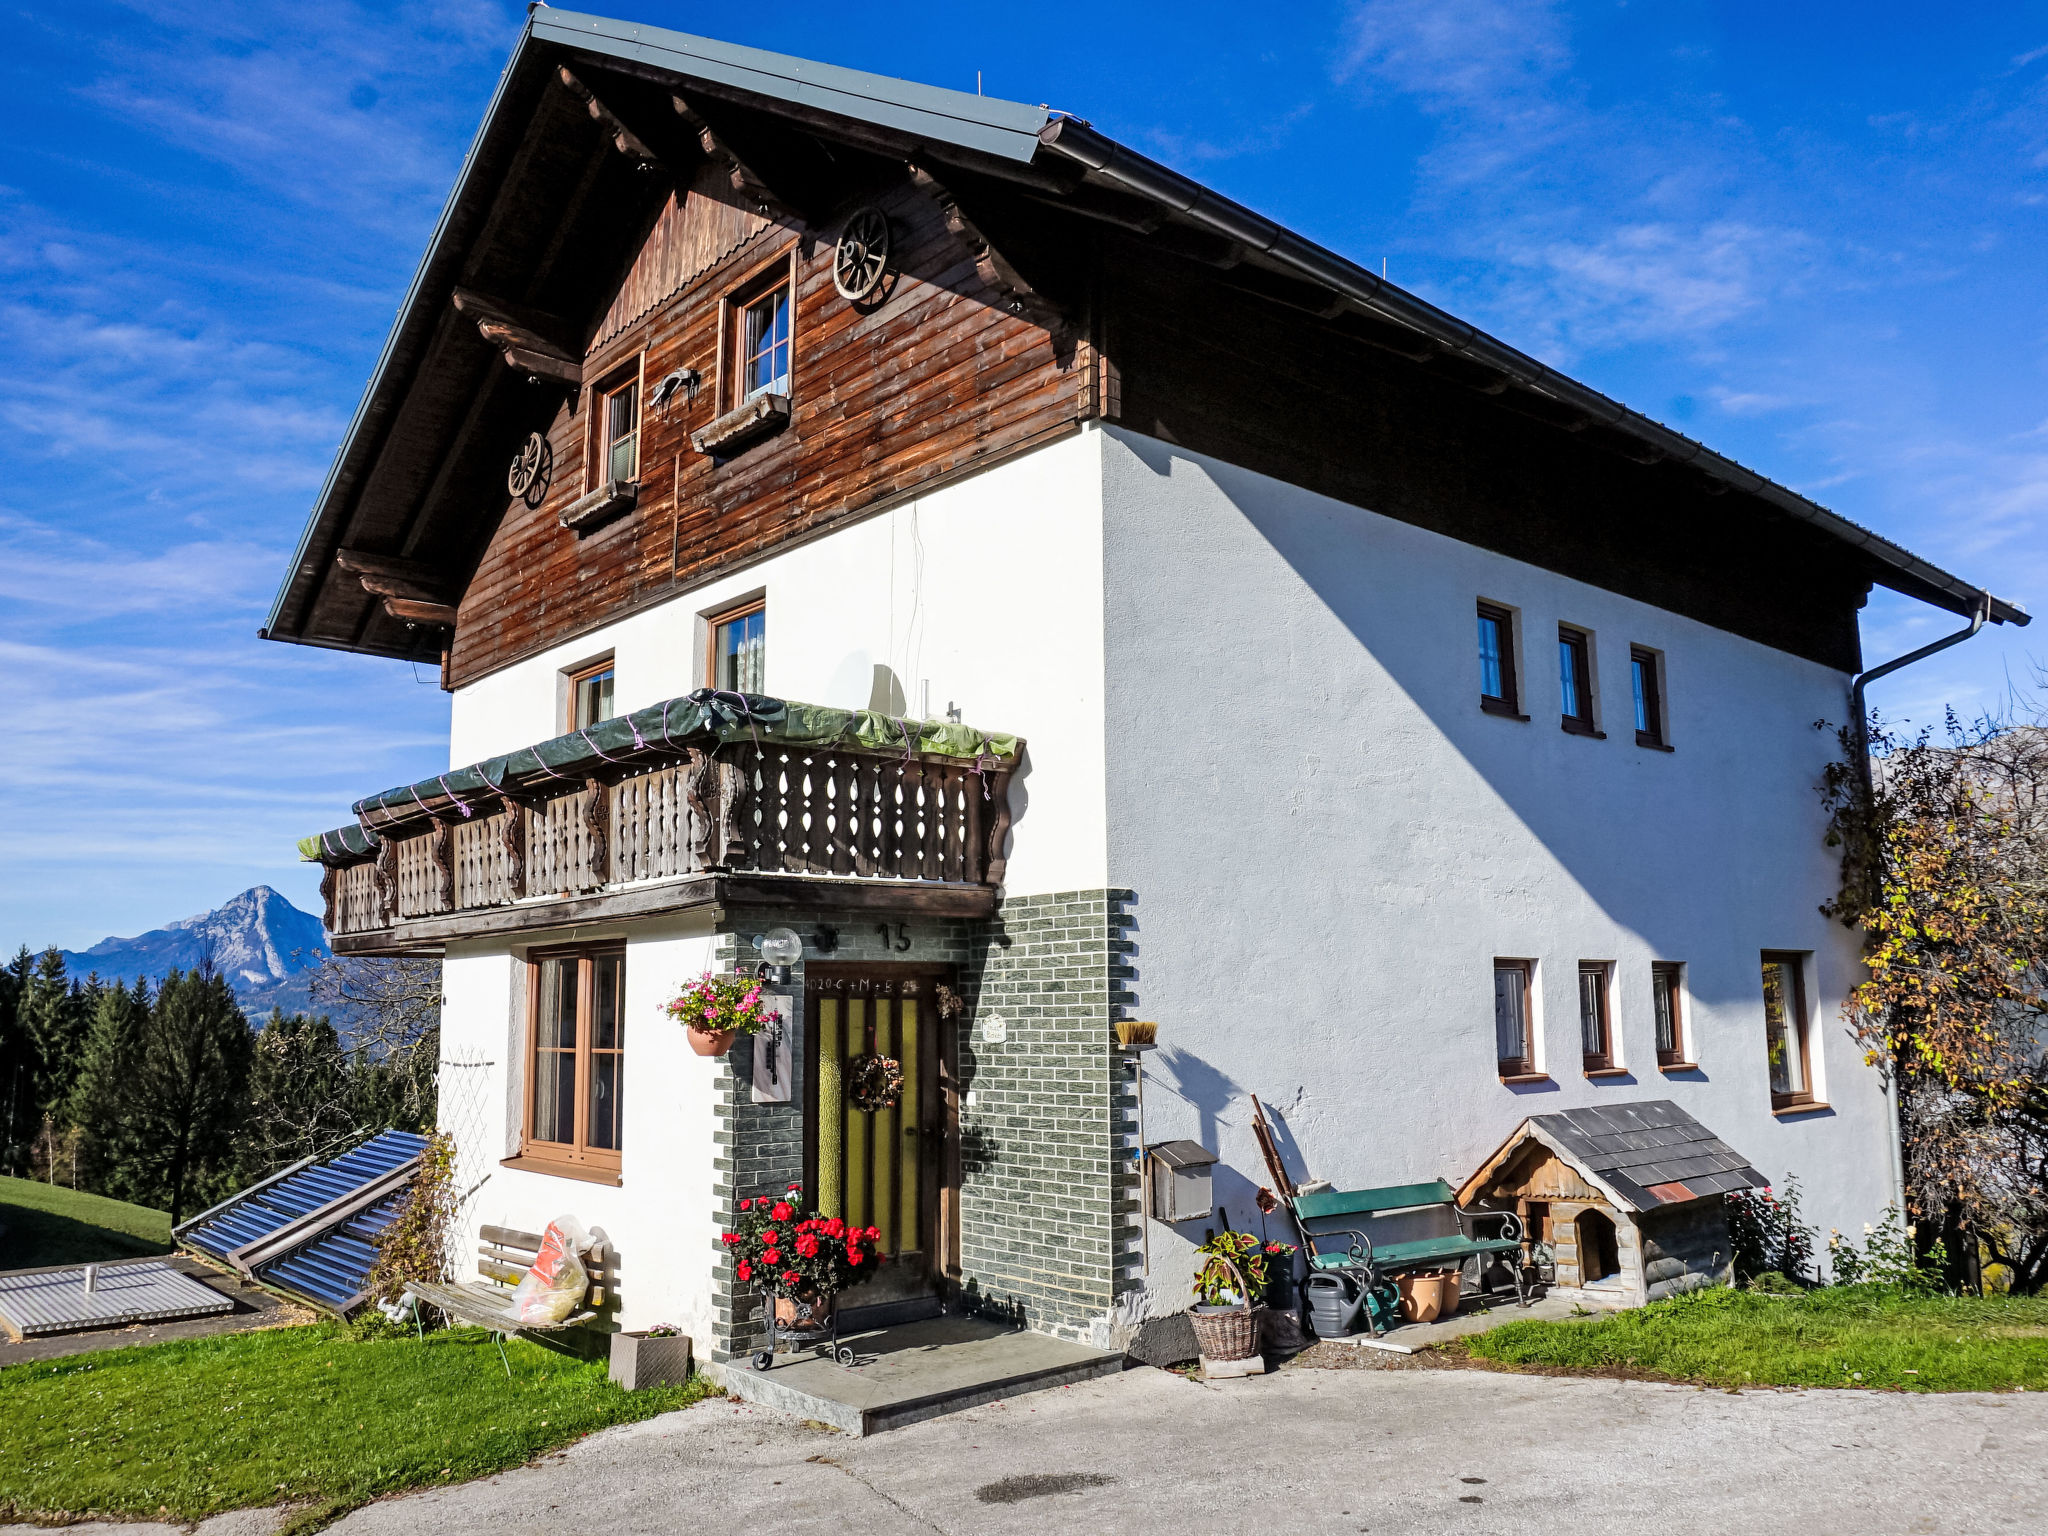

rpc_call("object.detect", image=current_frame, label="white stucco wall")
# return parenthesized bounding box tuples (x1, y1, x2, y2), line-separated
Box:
(1096, 426, 1890, 1307)
(447, 428, 1111, 901)
(431, 432, 1111, 1354)
(437, 918, 727, 1348)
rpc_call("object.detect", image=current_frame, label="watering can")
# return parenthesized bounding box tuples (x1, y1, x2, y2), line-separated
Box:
(1305, 1269, 1400, 1339)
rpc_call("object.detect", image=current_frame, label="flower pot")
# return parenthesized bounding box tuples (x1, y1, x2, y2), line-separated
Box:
(1397, 1268, 1461, 1324)
(687, 1025, 738, 1056)
(774, 1292, 833, 1332)
(609, 1330, 693, 1391)
(1189, 1302, 1261, 1361)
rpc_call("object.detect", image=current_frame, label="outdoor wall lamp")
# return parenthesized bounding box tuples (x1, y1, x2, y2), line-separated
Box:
(753, 927, 804, 985)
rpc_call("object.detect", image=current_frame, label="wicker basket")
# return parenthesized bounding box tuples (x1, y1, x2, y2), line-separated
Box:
(1189, 1254, 1261, 1361)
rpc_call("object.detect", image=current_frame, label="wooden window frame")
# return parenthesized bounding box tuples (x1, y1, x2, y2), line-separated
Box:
(1652, 962, 1690, 1069)
(1477, 602, 1524, 719)
(721, 251, 798, 413)
(510, 943, 626, 1184)
(1762, 950, 1817, 1111)
(1632, 644, 1670, 750)
(586, 356, 644, 491)
(1578, 962, 1617, 1074)
(1559, 625, 1602, 737)
(706, 597, 767, 692)
(1494, 959, 1540, 1080)
(564, 656, 616, 734)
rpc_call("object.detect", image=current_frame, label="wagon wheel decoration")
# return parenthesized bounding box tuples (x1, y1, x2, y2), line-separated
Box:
(832, 206, 891, 302)
(506, 431, 553, 507)
(846, 1052, 905, 1113)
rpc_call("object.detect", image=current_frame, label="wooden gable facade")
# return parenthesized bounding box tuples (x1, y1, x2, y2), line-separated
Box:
(264, 13, 2024, 692)
(452, 152, 1098, 688)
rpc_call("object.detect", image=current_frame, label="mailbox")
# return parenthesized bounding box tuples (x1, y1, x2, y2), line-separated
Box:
(1146, 1140, 1220, 1224)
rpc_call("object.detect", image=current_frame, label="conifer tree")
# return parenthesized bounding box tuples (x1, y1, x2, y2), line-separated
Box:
(67, 978, 154, 1200)
(104, 966, 253, 1223)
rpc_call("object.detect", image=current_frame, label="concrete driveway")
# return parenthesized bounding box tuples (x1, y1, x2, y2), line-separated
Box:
(326, 1359, 2048, 1536)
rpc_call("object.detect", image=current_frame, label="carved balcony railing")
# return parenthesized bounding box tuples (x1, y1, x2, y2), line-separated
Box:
(313, 733, 1017, 941)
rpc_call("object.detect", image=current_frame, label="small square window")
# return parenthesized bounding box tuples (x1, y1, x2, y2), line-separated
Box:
(567, 660, 614, 733)
(1632, 645, 1666, 748)
(1652, 962, 1687, 1067)
(709, 601, 766, 694)
(1559, 626, 1598, 736)
(740, 284, 791, 403)
(1494, 960, 1535, 1078)
(1578, 963, 1613, 1072)
(1478, 603, 1521, 717)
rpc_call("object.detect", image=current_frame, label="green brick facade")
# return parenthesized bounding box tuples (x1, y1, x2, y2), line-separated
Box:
(703, 890, 1137, 1361)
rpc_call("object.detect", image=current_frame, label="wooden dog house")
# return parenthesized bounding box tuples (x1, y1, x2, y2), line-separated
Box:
(1458, 1101, 1766, 1306)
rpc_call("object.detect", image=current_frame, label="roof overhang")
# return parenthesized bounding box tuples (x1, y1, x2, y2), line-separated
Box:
(265, 7, 2027, 662)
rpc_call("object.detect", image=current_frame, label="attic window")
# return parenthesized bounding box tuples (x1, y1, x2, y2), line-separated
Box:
(603, 376, 640, 484)
(740, 283, 791, 403)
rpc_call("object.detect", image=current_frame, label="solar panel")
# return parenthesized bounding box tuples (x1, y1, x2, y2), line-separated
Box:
(176, 1129, 428, 1314)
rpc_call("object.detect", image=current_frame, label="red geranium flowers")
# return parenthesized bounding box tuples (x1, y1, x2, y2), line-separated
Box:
(720, 1183, 885, 1298)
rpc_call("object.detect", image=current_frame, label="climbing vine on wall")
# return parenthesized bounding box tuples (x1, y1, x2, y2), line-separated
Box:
(367, 1130, 457, 1304)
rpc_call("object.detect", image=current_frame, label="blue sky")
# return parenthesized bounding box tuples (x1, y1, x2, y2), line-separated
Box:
(3, 0, 2045, 952)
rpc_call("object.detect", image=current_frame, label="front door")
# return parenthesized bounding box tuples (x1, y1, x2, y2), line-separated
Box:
(804, 964, 957, 1306)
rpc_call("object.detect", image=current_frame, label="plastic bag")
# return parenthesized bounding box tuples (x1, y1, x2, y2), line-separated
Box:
(510, 1214, 592, 1325)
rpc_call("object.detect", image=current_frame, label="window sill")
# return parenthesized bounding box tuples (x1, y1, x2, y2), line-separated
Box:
(1480, 698, 1530, 721)
(1498, 1072, 1551, 1085)
(1583, 1067, 1631, 1079)
(502, 1154, 622, 1186)
(1770, 1100, 1830, 1118)
(559, 478, 638, 535)
(691, 392, 790, 457)
(1635, 732, 1675, 752)
(1657, 1060, 1700, 1073)
(1561, 719, 1606, 739)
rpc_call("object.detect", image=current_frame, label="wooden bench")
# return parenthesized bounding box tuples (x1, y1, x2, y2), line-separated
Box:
(1293, 1179, 1528, 1317)
(402, 1223, 611, 1372)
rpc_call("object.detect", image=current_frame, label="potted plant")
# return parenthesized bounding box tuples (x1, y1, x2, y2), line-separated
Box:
(608, 1323, 693, 1391)
(1190, 1230, 1272, 1362)
(665, 970, 782, 1056)
(721, 1183, 883, 1335)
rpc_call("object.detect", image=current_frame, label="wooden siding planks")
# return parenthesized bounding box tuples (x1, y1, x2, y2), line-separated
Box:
(448, 175, 1091, 688)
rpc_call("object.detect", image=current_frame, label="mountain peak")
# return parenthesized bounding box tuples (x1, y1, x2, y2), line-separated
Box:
(64, 888, 330, 1011)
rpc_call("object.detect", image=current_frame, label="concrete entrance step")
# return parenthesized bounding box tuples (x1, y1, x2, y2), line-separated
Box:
(711, 1313, 1124, 1436)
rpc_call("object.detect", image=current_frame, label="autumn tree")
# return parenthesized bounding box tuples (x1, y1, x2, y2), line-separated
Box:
(1822, 709, 2048, 1292)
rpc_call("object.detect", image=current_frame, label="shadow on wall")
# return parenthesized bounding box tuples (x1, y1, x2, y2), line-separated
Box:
(1150, 1046, 1291, 1238)
(1105, 432, 1854, 1022)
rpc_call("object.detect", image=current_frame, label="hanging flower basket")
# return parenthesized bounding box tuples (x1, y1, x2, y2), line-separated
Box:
(846, 1053, 905, 1112)
(665, 971, 781, 1057)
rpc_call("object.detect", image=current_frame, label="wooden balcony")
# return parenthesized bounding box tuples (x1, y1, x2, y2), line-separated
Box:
(312, 732, 1016, 955)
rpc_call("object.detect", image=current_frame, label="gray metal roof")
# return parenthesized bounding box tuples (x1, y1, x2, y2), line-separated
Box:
(531, 9, 1048, 161)
(264, 7, 2029, 649)
(0, 1259, 234, 1339)
(1526, 1100, 1767, 1211)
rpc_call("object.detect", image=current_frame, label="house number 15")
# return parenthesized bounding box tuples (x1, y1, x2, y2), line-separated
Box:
(877, 922, 912, 953)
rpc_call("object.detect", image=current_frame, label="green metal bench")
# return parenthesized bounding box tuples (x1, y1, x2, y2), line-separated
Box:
(1293, 1178, 1529, 1326)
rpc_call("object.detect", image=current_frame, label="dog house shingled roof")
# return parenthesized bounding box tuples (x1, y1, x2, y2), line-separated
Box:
(1458, 1099, 1768, 1214)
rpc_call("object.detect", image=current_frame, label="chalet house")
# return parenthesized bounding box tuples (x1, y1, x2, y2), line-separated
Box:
(268, 9, 2027, 1363)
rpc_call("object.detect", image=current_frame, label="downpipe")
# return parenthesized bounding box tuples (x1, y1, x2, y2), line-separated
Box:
(1846, 593, 1990, 1217)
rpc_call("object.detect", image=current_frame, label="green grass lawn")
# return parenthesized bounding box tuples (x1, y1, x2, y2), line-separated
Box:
(1460, 1283, 2048, 1391)
(0, 1174, 173, 1268)
(0, 1321, 718, 1525)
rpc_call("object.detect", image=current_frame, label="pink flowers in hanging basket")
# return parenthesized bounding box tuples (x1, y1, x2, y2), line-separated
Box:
(663, 971, 782, 1038)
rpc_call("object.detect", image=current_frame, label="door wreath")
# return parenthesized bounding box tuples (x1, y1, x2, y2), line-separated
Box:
(846, 1052, 905, 1112)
